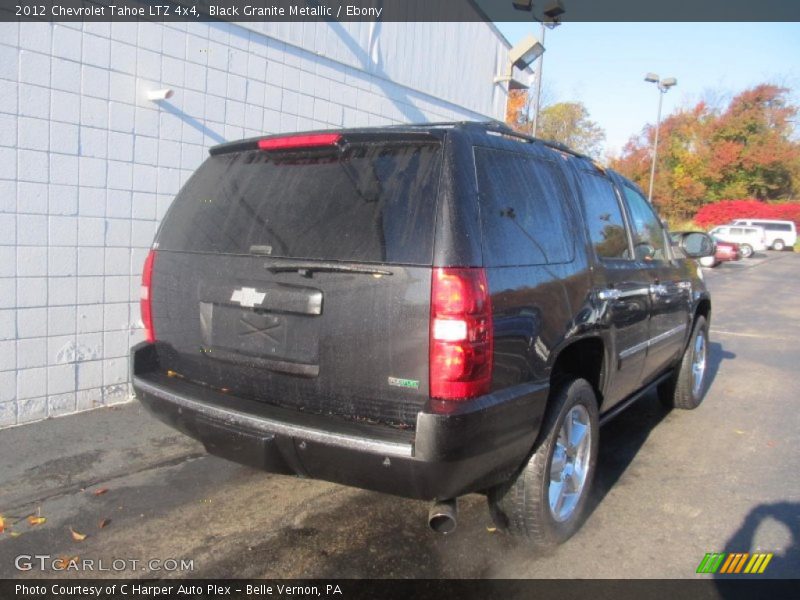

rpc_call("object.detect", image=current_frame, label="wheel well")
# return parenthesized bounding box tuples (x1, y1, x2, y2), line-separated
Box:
(695, 298, 711, 323)
(550, 338, 605, 407)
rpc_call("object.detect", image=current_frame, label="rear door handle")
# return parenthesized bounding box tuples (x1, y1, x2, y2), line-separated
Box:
(597, 287, 650, 300)
(597, 289, 621, 301)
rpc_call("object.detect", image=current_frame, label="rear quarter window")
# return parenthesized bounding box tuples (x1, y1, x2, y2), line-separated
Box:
(474, 147, 575, 267)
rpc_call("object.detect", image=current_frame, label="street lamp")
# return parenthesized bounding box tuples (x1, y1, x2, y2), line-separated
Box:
(513, 1, 566, 137)
(644, 73, 677, 203)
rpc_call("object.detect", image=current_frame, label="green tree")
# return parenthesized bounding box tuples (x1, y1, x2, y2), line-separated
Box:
(537, 102, 606, 158)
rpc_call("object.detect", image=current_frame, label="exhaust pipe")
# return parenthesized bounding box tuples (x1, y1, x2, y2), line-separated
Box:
(428, 498, 458, 534)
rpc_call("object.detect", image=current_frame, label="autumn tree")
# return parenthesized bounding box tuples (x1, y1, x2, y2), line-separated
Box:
(536, 102, 606, 158)
(504, 93, 606, 158)
(612, 84, 800, 220)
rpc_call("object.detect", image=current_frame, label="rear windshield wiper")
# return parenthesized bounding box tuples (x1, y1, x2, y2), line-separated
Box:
(265, 262, 393, 277)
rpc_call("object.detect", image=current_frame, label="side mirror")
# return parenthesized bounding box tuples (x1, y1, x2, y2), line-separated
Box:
(677, 232, 715, 258)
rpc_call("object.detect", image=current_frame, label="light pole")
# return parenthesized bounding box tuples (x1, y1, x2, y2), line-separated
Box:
(531, 21, 547, 137)
(644, 73, 677, 203)
(513, 1, 565, 137)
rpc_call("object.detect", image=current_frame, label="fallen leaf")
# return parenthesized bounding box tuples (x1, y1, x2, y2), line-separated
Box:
(767, 440, 777, 448)
(54, 556, 79, 569)
(70, 527, 87, 541)
(486, 527, 497, 533)
(0, 515, 4, 534)
(734, 429, 745, 435)
(93, 488, 109, 496)
(9, 532, 21, 538)
(27, 516, 46, 526)
(98, 518, 110, 529)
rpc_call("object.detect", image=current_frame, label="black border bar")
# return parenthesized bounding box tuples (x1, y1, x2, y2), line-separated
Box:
(1, 0, 799, 22)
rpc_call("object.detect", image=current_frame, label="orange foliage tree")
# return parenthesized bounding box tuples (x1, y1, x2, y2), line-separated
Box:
(611, 85, 800, 220)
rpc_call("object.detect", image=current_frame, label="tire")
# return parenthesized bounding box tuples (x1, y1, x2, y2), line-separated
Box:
(488, 378, 599, 549)
(772, 239, 785, 251)
(658, 316, 709, 410)
(739, 244, 753, 258)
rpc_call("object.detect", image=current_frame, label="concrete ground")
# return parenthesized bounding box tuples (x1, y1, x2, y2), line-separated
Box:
(1, 252, 798, 579)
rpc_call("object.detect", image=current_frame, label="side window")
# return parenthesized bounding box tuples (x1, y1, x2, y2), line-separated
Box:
(474, 147, 574, 267)
(621, 185, 669, 262)
(574, 170, 631, 260)
(731, 227, 744, 235)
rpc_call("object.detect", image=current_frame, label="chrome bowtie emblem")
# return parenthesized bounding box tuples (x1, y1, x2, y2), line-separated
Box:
(230, 287, 266, 308)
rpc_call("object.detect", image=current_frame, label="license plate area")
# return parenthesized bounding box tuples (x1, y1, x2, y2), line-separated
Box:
(209, 304, 319, 365)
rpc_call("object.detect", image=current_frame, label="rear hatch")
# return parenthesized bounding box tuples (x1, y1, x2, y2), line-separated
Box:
(149, 132, 443, 429)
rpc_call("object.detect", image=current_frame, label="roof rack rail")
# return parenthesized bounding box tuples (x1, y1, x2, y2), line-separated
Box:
(458, 121, 592, 161)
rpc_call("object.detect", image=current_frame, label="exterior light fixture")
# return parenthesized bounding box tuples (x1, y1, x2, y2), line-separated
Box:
(147, 89, 175, 101)
(494, 33, 545, 88)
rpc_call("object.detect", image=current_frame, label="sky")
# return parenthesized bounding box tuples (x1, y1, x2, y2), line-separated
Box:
(495, 22, 800, 157)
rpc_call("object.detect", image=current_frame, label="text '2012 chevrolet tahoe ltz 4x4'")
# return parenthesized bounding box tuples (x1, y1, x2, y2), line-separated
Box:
(131, 122, 714, 548)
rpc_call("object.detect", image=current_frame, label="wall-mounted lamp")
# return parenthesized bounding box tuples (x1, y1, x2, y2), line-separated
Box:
(146, 89, 174, 101)
(494, 33, 545, 87)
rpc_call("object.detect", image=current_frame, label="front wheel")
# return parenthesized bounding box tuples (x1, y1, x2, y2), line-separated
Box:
(739, 243, 753, 258)
(772, 239, 785, 251)
(488, 378, 599, 549)
(659, 316, 709, 410)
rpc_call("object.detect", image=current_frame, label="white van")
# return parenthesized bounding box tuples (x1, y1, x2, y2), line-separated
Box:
(708, 225, 767, 258)
(730, 219, 797, 251)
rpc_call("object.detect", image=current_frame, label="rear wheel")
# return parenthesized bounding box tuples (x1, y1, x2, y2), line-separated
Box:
(739, 244, 753, 258)
(772, 239, 785, 251)
(659, 316, 709, 410)
(488, 378, 599, 549)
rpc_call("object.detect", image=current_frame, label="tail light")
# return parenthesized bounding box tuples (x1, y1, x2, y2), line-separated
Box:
(257, 134, 342, 151)
(430, 268, 493, 400)
(140, 249, 156, 343)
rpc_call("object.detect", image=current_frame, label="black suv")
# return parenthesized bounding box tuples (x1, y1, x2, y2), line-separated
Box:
(132, 122, 713, 547)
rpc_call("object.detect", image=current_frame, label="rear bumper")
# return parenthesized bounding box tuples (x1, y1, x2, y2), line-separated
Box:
(131, 342, 547, 500)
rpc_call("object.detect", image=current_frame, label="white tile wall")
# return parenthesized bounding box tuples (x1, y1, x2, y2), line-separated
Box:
(0, 20, 511, 428)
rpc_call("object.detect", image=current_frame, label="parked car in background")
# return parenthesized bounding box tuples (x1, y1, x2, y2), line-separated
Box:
(708, 225, 766, 258)
(729, 219, 797, 251)
(701, 239, 741, 267)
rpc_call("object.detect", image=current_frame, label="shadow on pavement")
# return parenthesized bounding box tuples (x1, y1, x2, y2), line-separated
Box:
(706, 341, 735, 391)
(715, 502, 799, 584)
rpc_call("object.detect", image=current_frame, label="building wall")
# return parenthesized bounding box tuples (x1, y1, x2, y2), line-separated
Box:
(0, 20, 514, 428)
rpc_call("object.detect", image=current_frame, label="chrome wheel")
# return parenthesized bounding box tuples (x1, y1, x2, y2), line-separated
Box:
(740, 244, 753, 258)
(549, 404, 592, 522)
(691, 329, 707, 397)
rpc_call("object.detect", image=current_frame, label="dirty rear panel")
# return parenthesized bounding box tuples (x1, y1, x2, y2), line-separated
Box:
(150, 135, 443, 428)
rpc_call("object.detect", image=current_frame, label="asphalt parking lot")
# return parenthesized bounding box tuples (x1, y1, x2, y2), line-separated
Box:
(1, 252, 798, 579)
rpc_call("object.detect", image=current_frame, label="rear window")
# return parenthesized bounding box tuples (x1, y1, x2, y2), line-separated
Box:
(156, 142, 442, 265)
(765, 223, 793, 231)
